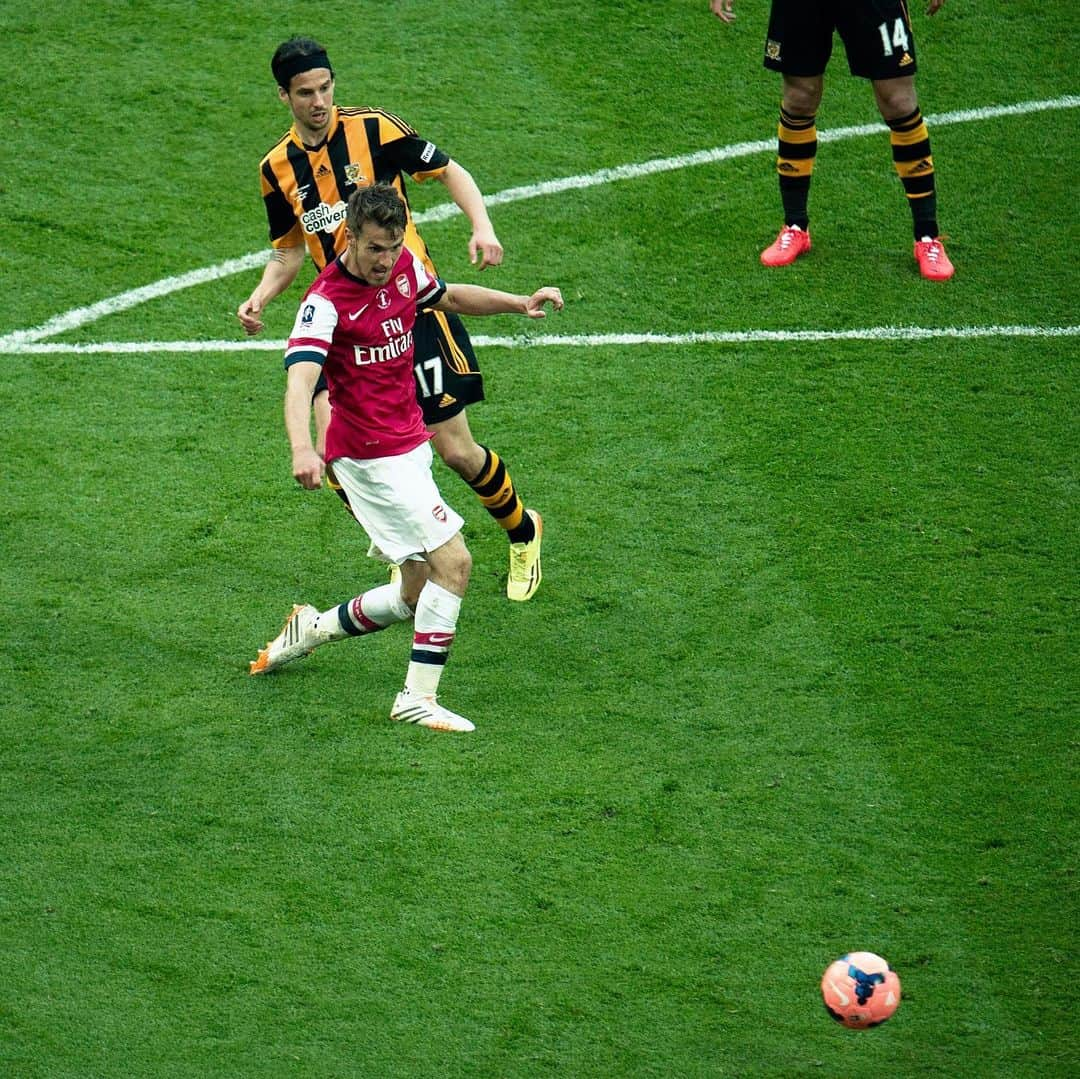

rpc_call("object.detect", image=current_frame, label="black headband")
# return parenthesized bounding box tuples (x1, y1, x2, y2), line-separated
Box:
(274, 51, 333, 88)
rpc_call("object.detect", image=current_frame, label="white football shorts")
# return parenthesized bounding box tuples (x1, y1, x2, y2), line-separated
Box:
(329, 442, 464, 564)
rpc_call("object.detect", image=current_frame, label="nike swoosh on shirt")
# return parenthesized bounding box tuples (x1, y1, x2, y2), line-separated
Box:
(348, 305, 370, 320)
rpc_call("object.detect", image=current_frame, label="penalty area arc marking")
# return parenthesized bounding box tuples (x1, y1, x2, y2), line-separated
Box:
(0, 93, 1077, 352)
(4, 324, 1078, 355)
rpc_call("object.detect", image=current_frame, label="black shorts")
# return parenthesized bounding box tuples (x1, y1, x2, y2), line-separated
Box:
(312, 308, 485, 425)
(411, 308, 485, 425)
(764, 0, 919, 80)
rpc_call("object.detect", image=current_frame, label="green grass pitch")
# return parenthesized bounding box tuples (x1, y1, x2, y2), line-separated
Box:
(0, 2, 1076, 1075)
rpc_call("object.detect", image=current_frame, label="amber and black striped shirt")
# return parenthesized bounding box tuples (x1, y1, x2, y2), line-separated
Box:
(259, 105, 451, 274)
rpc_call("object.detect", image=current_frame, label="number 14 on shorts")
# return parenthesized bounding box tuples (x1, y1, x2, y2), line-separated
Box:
(878, 18, 911, 57)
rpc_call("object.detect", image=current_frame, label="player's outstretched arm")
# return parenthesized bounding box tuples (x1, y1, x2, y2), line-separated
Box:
(237, 245, 307, 335)
(710, 0, 736, 23)
(434, 284, 563, 319)
(435, 161, 504, 271)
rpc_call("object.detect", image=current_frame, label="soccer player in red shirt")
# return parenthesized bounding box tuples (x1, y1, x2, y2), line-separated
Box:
(238, 37, 548, 600)
(250, 185, 562, 733)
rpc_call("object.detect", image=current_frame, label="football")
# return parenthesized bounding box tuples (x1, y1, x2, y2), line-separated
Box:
(821, 951, 902, 1029)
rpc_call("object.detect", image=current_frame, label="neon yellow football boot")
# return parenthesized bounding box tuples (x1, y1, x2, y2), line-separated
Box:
(507, 509, 543, 602)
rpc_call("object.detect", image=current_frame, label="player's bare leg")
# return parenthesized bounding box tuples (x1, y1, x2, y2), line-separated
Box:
(429, 410, 543, 601)
(428, 410, 485, 486)
(780, 74, 824, 126)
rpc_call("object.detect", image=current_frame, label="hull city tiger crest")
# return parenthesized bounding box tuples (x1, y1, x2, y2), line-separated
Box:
(343, 163, 366, 186)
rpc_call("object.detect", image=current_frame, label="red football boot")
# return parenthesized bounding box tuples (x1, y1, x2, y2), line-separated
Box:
(760, 225, 811, 267)
(914, 237, 955, 281)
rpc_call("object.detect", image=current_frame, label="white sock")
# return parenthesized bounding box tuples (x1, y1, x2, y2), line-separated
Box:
(313, 583, 413, 642)
(404, 581, 462, 697)
(350, 583, 414, 627)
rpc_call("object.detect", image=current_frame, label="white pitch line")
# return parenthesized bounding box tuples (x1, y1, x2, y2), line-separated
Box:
(0, 253, 268, 350)
(0, 93, 1076, 351)
(419, 95, 1080, 221)
(4, 324, 1077, 355)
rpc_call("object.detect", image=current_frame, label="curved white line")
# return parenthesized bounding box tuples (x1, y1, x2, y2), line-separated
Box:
(0, 253, 267, 349)
(1, 94, 1076, 351)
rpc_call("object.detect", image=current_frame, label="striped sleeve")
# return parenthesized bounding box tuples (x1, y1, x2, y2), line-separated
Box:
(285, 292, 337, 368)
(261, 158, 303, 246)
(412, 253, 446, 308)
(371, 110, 451, 182)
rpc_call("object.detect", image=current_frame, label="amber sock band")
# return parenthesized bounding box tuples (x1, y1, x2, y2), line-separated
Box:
(777, 108, 816, 229)
(888, 108, 939, 238)
(469, 446, 533, 541)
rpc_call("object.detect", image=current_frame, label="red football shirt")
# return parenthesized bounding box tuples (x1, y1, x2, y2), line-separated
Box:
(285, 249, 445, 462)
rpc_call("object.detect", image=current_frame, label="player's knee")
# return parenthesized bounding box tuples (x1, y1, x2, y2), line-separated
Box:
(874, 78, 918, 121)
(781, 77, 822, 116)
(439, 544, 472, 595)
(426, 535, 472, 596)
(436, 438, 484, 479)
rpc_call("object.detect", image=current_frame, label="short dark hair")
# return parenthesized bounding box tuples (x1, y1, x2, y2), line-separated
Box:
(271, 36, 333, 90)
(347, 184, 407, 235)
